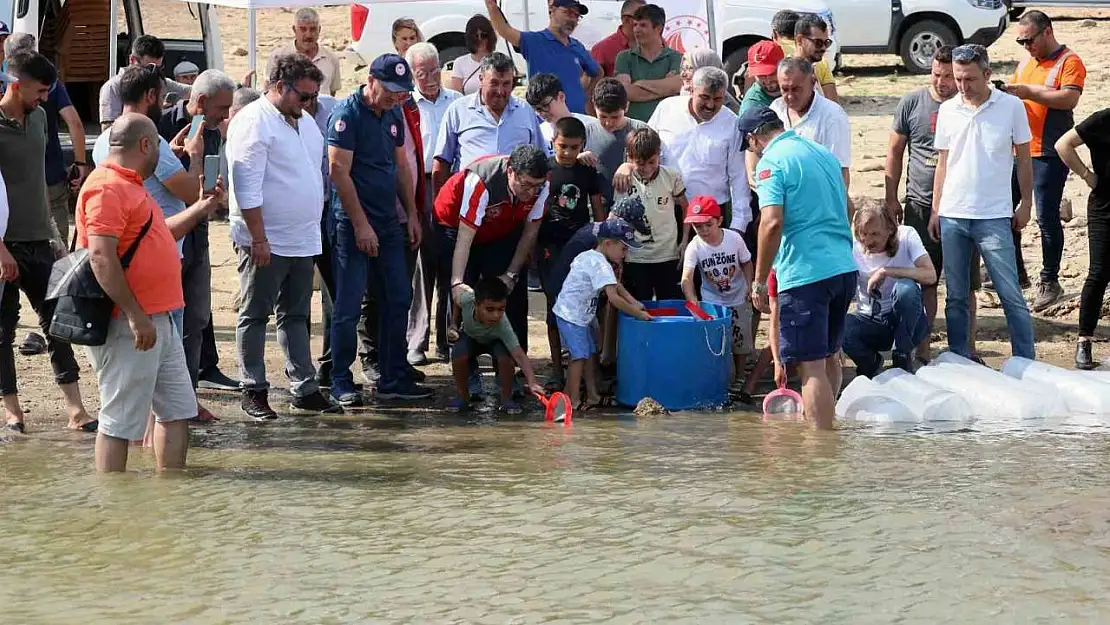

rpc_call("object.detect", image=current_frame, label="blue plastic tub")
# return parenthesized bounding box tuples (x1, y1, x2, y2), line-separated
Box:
(616, 300, 732, 410)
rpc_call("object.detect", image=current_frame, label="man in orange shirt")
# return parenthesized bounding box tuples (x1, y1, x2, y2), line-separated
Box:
(1006, 10, 1085, 311)
(78, 113, 222, 472)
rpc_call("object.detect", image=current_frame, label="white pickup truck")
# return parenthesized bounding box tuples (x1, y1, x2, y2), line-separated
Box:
(348, 0, 841, 81)
(350, 0, 1011, 76)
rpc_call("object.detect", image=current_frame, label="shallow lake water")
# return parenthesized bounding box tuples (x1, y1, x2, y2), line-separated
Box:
(2, 411, 1109, 624)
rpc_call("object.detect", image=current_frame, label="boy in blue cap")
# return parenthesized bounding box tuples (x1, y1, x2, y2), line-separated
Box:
(554, 219, 653, 409)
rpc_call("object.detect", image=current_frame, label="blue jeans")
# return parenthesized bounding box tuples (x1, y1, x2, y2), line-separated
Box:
(330, 217, 412, 392)
(940, 216, 1035, 359)
(843, 279, 930, 377)
(1012, 156, 1069, 283)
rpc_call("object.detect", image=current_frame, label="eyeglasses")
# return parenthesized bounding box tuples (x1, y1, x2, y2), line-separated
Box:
(515, 177, 546, 193)
(286, 83, 318, 103)
(532, 97, 556, 115)
(951, 44, 987, 63)
(1015, 28, 1045, 47)
(800, 35, 833, 49)
(414, 68, 440, 80)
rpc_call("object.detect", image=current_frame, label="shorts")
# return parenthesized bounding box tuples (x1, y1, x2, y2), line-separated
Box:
(555, 315, 598, 361)
(85, 313, 196, 441)
(728, 302, 754, 356)
(777, 271, 857, 364)
(904, 200, 981, 290)
(450, 332, 510, 361)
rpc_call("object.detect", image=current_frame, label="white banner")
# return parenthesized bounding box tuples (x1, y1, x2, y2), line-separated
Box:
(655, 0, 724, 54)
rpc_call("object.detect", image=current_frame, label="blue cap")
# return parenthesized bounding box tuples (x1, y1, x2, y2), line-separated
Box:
(736, 105, 781, 151)
(0, 22, 10, 36)
(370, 53, 414, 92)
(552, 0, 589, 15)
(610, 196, 650, 236)
(597, 218, 642, 249)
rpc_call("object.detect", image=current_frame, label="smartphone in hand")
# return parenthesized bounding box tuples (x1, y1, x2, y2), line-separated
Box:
(991, 79, 1006, 90)
(203, 154, 221, 192)
(188, 114, 206, 138)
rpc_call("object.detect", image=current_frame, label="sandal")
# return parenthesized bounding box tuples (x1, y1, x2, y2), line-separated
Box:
(18, 332, 46, 356)
(188, 407, 220, 423)
(6, 422, 25, 433)
(71, 420, 98, 433)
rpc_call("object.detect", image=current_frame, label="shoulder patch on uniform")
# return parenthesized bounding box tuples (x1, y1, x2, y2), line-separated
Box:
(758, 169, 772, 180)
(334, 119, 346, 133)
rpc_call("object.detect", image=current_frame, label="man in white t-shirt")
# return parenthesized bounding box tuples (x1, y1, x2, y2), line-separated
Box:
(928, 44, 1035, 360)
(843, 204, 937, 377)
(680, 196, 754, 384)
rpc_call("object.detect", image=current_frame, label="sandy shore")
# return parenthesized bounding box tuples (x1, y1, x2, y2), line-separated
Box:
(9, 6, 1110, 430)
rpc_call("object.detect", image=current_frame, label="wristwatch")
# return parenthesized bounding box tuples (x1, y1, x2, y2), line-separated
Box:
(504, 271, 519, 283)
(753, 281, 769, 295)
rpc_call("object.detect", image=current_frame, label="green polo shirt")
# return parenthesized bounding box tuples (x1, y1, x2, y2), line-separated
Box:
(614, 45, 682, 121)
(740, 82, 776, 115)
(0, 106, 55, 242)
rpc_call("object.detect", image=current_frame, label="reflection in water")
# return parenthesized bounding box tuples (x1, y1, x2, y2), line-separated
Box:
(2, 412, 1110, 623)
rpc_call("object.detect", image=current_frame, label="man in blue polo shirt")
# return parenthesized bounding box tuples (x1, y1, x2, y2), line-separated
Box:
(484, 0, 600, 114)
(742, 106, 856, 430)
(328, 53, 431, 404)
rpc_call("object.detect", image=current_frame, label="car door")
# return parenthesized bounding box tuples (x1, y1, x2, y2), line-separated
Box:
(824, 0, 889, 50)
(127, 0, 219, 75)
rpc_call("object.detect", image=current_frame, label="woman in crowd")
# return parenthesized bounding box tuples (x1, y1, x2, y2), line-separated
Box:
(678, 49, 739, 113)
(392, 17, 424, 56)
(1056, 109, 1109, 370)
(842, 202, 936, 377)
(451, 15, 498, 95)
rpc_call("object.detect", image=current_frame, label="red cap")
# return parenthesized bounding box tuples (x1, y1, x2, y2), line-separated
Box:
(684, 196, 722, 224)
(748, 40, 785, 77)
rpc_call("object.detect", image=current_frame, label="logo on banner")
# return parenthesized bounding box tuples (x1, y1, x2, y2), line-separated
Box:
(664, 14, 711, 53)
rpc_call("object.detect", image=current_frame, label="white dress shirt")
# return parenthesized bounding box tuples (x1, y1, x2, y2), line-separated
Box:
(934, 88, 1032, 220)
(413, 86, 462, 172)
(226, 96, 324, 258)
(648, 95, 752, 232)
(771, 91, 852, 168)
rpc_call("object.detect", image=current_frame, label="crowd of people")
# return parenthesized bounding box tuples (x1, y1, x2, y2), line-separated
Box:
(0, 2, 1105, 471)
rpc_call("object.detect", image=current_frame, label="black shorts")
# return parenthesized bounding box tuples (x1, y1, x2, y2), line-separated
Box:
(903, 200, 981, 291)
(623, 260, 682, 301)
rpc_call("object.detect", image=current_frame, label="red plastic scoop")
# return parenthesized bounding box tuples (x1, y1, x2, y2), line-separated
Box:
(686, 301, 713, 320)
(535, 391, 573, 424)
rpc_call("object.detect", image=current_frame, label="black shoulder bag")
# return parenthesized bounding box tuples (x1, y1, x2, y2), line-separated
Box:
(45, 213, 154, 346)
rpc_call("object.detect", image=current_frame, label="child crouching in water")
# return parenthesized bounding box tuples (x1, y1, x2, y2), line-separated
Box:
(553, 219, 652, 409)
(449, 277, 544, 414)
(843, 202, 936, 376)
(680, 196, 755, 387)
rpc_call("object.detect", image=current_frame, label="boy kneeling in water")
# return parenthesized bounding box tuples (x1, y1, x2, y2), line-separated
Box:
(449, 278, 544, 414)
(553, 219, 653, 409)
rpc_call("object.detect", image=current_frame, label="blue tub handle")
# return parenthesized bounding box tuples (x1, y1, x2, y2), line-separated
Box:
(704, 323, 727, 357)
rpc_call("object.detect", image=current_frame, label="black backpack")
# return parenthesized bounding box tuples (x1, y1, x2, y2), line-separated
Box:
(45, 213, 153, 346)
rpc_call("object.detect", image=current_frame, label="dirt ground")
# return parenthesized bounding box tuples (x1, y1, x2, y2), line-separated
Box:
(11, 6, 1110, 431)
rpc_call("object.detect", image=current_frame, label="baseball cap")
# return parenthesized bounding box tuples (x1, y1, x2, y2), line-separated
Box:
(747, 41, 784, 77)
(597, 218, 642, 249)
(0, 22, 10, 36)
(684, 196, 722, 224)
(610, 196, 650, 235)
(736, 105, 781, 151)
(552, 0, 589, 15)
(173, 60, 200, 78)
(370, 53, 414, 92)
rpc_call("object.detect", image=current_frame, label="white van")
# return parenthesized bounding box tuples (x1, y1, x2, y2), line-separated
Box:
(348, 0, 841, 80)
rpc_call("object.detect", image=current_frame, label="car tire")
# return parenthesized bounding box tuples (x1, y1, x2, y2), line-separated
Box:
(1008, 6, 1025, 20)
(899, 20, 957, 75)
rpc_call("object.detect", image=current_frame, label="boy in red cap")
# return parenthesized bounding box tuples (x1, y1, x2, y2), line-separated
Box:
(680, 196, 755, 387)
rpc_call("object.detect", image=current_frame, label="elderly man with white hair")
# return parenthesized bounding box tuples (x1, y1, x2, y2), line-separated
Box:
(770, 57, 852, 191)
(156, 69, 240, 406)
(637, 66, 750, 233)
(406, 41, 460, 363)
(266, 7, 343, 96)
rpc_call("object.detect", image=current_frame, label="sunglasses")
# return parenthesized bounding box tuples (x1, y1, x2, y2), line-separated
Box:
(287, 83, 318, 103)
(800, 35, 833, 49)
(1015, 28, 1045, 47)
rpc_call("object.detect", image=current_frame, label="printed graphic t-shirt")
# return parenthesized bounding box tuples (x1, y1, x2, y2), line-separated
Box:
(615, 166, 686, 264)
(541, 158, 602, 246)
(852, 225, 929, 316)
(553, 249, 617, 326)
(683, 229, 752, 307)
